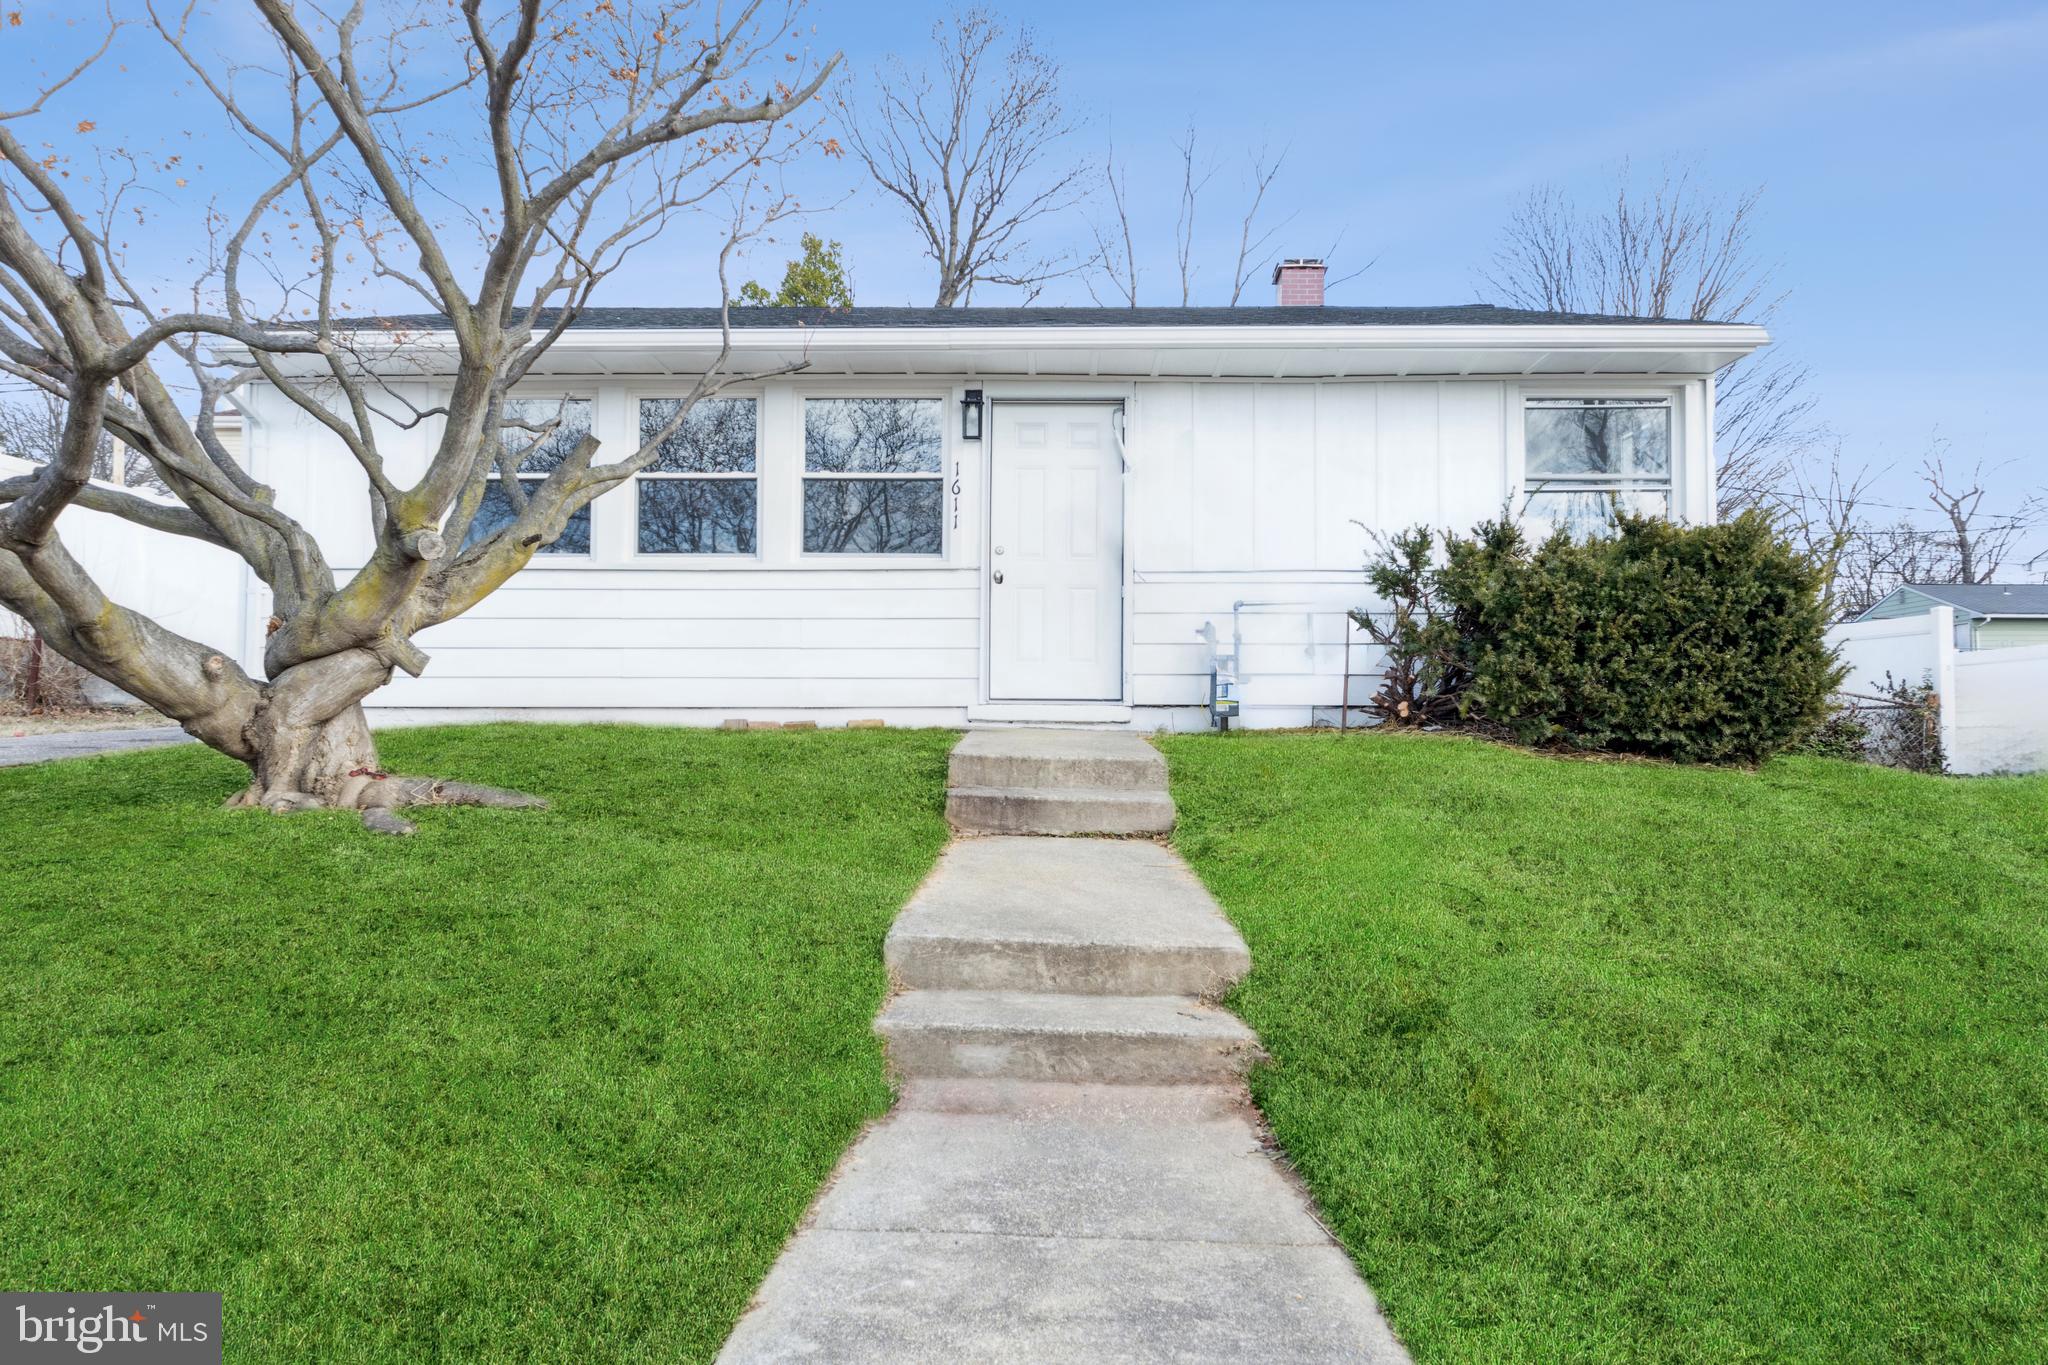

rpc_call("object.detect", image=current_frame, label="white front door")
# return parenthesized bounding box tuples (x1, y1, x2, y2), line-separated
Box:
(988, 402, 1124, 701)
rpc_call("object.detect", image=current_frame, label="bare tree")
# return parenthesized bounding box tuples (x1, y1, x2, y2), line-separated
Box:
(1228, 145, 1290, 306)
(0, 2, 836, 832)
(1172, 125, 1215, 306)
(1766, 441, 1881, 619)
(1481, 163, 1819, 517)
(0, 389, 165, 491)
(843, 8, 1089, 307)
(1783, 442, 2046, 620)
(1084, 132, 1138, 308)
(1918, 449, 2045, 585)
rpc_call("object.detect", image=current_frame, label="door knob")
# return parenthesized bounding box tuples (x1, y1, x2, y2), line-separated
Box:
(993, 570, 1005, 584)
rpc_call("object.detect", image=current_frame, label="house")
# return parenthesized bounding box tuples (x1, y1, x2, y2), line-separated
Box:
(231, 260, 1768, 730)
(1853, 583, 2048, 651)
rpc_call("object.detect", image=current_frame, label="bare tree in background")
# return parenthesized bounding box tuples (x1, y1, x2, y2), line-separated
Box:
(1172, 126, 1215, 306)
(1769, 442, 1878, 619)
(844, 9, 1089, 306)
(1916, 450, 2044, 585)
(1084, 132, 1138, 308)
(1228, 146, 1290, 306)
(1482, 164, 1819, 517)
(1082, 128, 1359, 309)
(0, 1, 836, 832)
(0, 390, 165, 492)
(1788, 443, 2046, 620)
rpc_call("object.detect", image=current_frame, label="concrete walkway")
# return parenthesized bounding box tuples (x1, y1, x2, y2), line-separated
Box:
(0, 725, 191, 767)
(719, 729, 1407, 1363)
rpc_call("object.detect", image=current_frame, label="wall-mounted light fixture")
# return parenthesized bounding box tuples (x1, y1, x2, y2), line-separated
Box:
(961, 388, 984, 441)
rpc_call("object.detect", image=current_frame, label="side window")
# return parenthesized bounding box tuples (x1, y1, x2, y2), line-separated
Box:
(1521, 397, 1673, 537)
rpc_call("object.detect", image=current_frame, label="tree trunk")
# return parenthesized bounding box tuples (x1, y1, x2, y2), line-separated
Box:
(239, 699, 382, 807)
(213, 649, 544, 833)
(23, 631, 43, 710)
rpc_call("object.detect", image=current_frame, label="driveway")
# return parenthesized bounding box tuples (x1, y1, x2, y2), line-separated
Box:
(0, 725, 193, 767)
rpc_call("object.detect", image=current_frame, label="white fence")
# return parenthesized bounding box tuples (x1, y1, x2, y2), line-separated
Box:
(1828, 605, 2048, 776)
(1, 455, 247, 703)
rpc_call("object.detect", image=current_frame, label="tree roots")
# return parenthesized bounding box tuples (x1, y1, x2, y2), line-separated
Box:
(226, 773, 548, 835)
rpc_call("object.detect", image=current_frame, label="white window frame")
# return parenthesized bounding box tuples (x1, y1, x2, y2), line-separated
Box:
(631, 394, 761, 559)
(799, 394, 948, 559)
(477, 393, 597, 558)
(1513, 388, 1685, 534)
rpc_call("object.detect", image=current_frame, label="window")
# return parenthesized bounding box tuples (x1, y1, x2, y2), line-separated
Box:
(1521, 397, 1672, 538)
(636, 396, 757, 554)
(465, 397, 594, 554)
(802, 397, 944, 555)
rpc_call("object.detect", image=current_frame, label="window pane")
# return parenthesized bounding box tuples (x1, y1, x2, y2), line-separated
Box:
(805, 397, 944, 473)
(639, 479, 756, 554)
(804, 478, 943, 554)
(464, 476, 590, 554)
(1526, 401, 1670, 478)
(639, 397, 757, 473)
(502, 398, 594, 474)
(1523, 487, 1670, 539)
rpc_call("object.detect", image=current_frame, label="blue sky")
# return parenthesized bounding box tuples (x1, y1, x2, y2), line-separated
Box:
(6, 1, 2045, 545)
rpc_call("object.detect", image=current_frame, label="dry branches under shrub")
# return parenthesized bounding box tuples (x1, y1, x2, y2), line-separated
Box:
(1807, 674, 1946, 774)
(1, 630, 91, 711)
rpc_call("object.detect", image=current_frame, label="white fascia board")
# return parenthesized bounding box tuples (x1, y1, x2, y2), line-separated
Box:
(245, 321, 1772, 377)
(543, 321, 1771, 356)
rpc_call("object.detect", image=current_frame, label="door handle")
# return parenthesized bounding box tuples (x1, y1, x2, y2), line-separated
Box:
(992, 569, 1005, 584)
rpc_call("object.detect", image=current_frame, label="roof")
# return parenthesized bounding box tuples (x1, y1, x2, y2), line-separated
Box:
(1867, 583, 2048, 619)
(338, 303, 1733, 332)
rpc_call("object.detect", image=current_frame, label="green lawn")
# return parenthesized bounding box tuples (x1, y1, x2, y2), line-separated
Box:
(0, 724, 954, 1363)
(1161, 730, 2047, 1364)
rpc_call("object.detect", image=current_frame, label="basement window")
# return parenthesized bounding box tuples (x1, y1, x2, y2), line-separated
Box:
(802, 397, 945, 555)
(1521, 397, 1672, 538)
(467, 397, 593, 554)
(636, 397, 758, 554)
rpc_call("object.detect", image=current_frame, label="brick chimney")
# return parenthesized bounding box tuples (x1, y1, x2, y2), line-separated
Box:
(1272, 257, 1326, 306)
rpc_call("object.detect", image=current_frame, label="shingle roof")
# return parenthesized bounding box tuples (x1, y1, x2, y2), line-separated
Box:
(1890, 583, 2048, 617)
(337, 304, 1730, 331)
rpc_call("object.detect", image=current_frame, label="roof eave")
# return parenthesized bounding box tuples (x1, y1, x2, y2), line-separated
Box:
(232, 320, 1770, 380)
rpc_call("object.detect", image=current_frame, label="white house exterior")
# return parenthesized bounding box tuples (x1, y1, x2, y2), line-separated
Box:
(231, 272, 1768, 730)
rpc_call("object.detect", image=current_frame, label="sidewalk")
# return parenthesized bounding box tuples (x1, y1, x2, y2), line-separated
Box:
(718, 730, 1407, 1363)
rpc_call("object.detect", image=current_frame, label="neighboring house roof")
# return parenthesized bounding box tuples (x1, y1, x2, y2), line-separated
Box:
(1859, 583, 2048, 621)
(337, 304, 1732, 331)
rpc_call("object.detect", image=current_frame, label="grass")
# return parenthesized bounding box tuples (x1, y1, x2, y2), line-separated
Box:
(0, 724, 955, 1363)
(1160, 730, 2047, 1364)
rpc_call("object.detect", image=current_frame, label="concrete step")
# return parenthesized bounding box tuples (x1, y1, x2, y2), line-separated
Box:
(876, 989, 1263, 1085)
(946, 784, 1174, 836)
(887, 838, 1249, 996)
(949, 727, 1169, 794)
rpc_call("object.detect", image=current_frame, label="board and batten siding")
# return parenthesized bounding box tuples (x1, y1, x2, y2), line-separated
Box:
(1125, 379, 1517, 726)
(234, 371, 1707, 728)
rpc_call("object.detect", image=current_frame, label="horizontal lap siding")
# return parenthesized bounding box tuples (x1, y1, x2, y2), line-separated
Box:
(377, 567, 980, 712)
(245, 375, 1510, 723)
